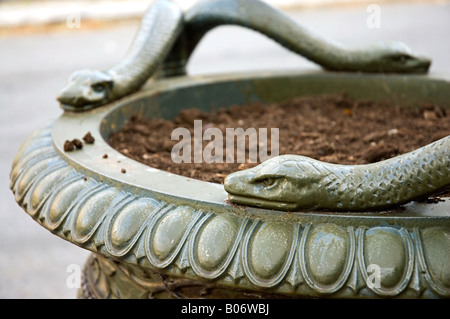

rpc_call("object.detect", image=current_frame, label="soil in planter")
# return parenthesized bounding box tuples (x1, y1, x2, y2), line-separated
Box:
(108, 94, 450, 192)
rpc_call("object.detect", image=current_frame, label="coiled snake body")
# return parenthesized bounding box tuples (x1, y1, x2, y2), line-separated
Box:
(56, 0, 446, 212)
(224, 135, 450, 211)
(57, 0, 431, 110)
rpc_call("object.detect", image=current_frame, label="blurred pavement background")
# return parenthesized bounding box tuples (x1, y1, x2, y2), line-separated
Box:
(1, 0, 449, 298)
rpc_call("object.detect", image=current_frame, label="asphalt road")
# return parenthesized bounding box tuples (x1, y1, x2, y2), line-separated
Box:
(0, 1, 449, 298)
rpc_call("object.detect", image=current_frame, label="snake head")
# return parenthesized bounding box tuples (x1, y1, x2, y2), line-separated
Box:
(224, 155, 323, 211)
(360, 42, 431, 73)
(57, 69, 114, 111)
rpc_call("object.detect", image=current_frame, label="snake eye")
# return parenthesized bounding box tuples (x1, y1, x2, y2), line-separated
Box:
(395, 54, 410, 63)
(262, 178, 276, 187)
(92, 84, 105, 93)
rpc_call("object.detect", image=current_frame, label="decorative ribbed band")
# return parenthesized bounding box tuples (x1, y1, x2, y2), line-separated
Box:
(10, 122, 450, 298)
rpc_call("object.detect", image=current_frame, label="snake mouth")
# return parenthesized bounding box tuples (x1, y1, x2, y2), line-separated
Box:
(59, 103, 97, 112)
(227, 194, 298, 211)
(401, 63, 431, 74)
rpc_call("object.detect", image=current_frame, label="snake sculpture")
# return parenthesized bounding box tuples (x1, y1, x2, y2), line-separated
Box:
(224, 135, 450, 211)
(57, 0, 431, 110)
(56, 0, 446, 212)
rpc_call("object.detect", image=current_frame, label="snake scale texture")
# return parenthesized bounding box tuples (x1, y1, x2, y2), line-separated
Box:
(224, 135, 450, 211)
(57, 0, 431, 110)
(55, 0, 447, 212)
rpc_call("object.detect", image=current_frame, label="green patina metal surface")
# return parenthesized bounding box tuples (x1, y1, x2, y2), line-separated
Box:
(224, 137, 449, 211)
(8, 0, 450, 299)
(10, 71, 450, 298)
(56, 0, 430, 111)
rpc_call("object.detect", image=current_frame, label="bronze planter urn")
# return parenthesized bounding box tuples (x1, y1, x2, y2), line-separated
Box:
(10, 0, 449, 299)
